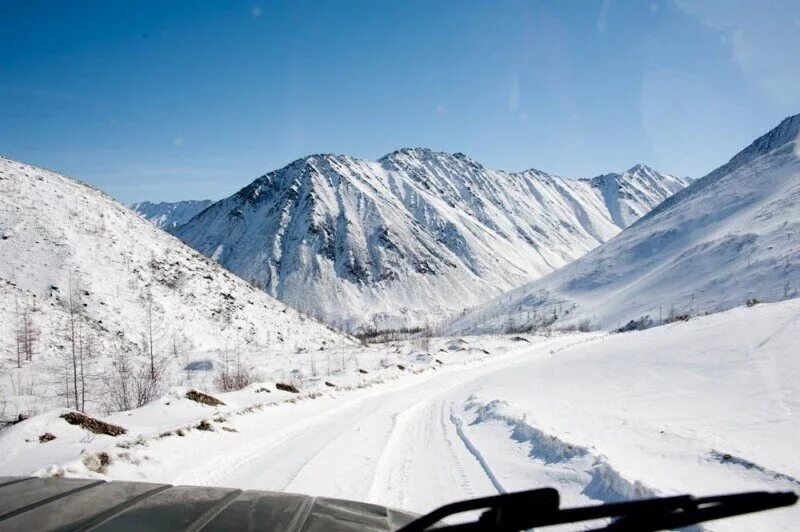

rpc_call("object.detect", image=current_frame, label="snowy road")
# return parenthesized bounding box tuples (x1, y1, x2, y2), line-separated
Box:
(159, 303, 800, 530)
(5, 301, 797, 530)
(169, 335, 597, 514)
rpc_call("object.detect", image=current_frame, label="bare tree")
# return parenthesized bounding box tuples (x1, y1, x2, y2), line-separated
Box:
(0, 361, 7, 424)
(418, 322, 432, 352)
(17, 305, 39, 363)
(78, 334, 99, 412)
(66, 278, 83, 410)
(53, 275, 97, 412)
(139, 291, 169, 390)
(309, 351, 318, 377)
(11, 295, 22, 368)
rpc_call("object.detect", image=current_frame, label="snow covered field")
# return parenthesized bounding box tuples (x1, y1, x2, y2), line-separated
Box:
(2, 299, 797, 530)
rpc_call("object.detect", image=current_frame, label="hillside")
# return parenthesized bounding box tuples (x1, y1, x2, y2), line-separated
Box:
(172, 149, 688, 332)
(0, 157, 349, 416)
(441, 115, 800, 334)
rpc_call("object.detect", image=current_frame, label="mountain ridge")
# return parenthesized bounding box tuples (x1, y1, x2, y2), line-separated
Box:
(171, 149, 690, 332)
(132, 199, 213, 229)
(440, 114, 800, 335)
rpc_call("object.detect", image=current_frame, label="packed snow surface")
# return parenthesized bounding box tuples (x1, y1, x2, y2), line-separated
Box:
(3, 300, 797, 530)
(172, 150, 689, 332)
(442, 114, 800, 334)
(131, 200, 213, 229)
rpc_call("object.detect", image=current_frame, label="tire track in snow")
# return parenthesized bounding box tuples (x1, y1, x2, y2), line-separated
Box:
(175, 334, 608, 510)
(435, 396, 475, 498)
(361, 389, 487, 512)
(366, 401, 427, 509)
(172, 383, 421, 487)
(449, 407, 506, 494)
(284, 334, 608, 510)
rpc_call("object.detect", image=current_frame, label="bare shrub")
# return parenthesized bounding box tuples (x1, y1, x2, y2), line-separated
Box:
(663, 305, 691, 324)
(104, 352, 167, 412)
(213, 351, 261, 392)
(355, 326, 423, 344)
(616, 316, 653, 333)
(83, 451, 111, 473)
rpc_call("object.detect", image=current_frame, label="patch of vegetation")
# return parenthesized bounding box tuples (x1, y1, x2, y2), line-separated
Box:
(83, 452, 111, 473)
(276, 382, 300, 393)
(616, 315, 653, 333)
(196, 420, 214, 431)
(185, 389, 225, 406)
(61, 412, 126, 436)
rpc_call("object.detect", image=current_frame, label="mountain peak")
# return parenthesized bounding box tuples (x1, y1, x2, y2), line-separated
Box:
(626, 163, 653, 174)
(704, 113, 800, 182)
(378, 148, 485, 174)
(380, 147, 436, 159)
(379, 147, 478, 163)
(289, 153, 353, 167)
(512, 166, 553, 177)
(758, 113, 800, 151)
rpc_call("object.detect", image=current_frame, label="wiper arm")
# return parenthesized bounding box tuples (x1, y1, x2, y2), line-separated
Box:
(397, 488, 797, 531)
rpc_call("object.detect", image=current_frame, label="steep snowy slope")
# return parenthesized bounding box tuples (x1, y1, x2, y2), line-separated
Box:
(173, 149, 687, 332)
(442, 114, 800, 334)
(0, 156, 348, 408)
(132, 199, 212, 229)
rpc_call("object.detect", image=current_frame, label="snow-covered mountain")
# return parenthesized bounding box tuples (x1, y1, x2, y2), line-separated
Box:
(172, 149, 689, 332)
(581, 164, 693, 228)
(0, 157, 348, 386)
(131, 199, 212, 229)
(441, 114, 800, 334)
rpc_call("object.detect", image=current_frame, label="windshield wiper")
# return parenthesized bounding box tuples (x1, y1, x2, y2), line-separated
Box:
(397, 488, 797, 531)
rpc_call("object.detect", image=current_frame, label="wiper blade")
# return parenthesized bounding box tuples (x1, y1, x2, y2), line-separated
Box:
(397, 488, 797, 531)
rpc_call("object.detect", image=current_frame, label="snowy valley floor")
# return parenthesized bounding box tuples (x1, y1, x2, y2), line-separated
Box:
(1, 300, 799, 530)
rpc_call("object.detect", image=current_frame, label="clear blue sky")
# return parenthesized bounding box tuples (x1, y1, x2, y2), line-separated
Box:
(1, 0, 798, 203)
